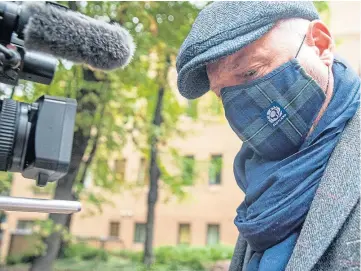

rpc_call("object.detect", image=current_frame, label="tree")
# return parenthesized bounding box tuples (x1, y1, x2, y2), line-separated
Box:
(97, 2, 203, 266)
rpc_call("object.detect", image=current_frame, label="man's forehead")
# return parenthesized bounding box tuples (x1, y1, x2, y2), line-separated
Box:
(207, 49, 244, 71)
(206, 35, 270, 73)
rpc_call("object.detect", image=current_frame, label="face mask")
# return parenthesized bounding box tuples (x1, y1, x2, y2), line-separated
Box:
(221, 37, 326, 160)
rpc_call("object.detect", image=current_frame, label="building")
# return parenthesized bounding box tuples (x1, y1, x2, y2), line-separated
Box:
(1, 1, 360, 261)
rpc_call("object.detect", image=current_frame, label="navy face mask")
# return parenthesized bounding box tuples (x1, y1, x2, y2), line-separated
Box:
(221, 38, 326, 160)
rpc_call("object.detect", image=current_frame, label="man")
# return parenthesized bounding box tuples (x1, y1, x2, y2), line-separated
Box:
(176, 2, 360, 271)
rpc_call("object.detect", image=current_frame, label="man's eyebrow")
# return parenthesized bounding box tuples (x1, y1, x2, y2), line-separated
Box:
(229, 52, 269, 73)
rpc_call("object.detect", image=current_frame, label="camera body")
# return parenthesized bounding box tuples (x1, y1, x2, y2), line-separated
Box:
(0, 96, 77, 186)
(20, 96, 77, 185)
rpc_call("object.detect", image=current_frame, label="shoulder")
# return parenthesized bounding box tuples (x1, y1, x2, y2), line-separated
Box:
(311, 109, 360, 270)
(327, 107, 359, 168)
(313, 200, 360, 271)
(229, 234, 248, 271)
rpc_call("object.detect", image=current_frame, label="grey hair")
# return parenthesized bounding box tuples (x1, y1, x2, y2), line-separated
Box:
(275, 18, 311, 39)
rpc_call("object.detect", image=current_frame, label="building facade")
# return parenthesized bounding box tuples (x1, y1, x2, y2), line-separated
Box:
(1, 1, 360, 260)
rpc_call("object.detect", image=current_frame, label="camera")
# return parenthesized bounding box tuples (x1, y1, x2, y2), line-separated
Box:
(0, 1, 77, 187)
(0, 1, 79, 213)
(0, 0, 135, 213)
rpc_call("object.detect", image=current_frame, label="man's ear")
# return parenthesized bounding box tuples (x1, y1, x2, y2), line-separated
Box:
(305, 20, 334, 66)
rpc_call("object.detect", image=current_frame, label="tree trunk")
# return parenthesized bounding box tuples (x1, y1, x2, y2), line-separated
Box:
(57, 105, 104, 259)
(30, 161, 79, 271)
(57, 201, 73, 259)
(30, 69, 100, 271)
(143, 87, 164, 267)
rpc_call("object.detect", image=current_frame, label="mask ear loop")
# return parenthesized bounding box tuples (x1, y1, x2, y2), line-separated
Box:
(295, 35, 331, 98)
(325, 65, 330, 95)
(295, 35, 307, 58)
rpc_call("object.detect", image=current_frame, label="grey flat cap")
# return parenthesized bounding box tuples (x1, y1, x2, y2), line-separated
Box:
(176, 1, 319, 99)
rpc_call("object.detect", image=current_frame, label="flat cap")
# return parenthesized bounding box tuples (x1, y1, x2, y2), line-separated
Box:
(176, 1, 319, 99)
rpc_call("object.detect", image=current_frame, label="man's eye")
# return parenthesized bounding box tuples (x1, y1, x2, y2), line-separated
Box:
(244, 70, 257, 78)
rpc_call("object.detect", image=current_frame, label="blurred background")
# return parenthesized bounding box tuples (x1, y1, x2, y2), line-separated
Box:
(0, 1, 359, 271)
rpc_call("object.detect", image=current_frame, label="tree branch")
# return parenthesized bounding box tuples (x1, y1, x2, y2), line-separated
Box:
(77, 104, 106, 191)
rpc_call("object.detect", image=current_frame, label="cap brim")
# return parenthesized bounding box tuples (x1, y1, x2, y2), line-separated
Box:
(177, 23, 275, 100)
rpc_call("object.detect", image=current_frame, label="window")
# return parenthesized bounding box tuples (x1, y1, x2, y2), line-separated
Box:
(209, 155, 222, 185)
(17, 220, 34, 230)
(109, 221, 120, 238)
(134, 223, 146, 243)
(115, 158, 126, 182)
(182, 155, 195, 186)
(0, 213, 6, 224)
(137, 158, 147, 184)
(178, 223, 191, 245)
(207, 224, 220, 245)
(16, 220, 34, 234)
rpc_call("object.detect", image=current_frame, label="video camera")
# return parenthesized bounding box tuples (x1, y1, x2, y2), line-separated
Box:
(0, 2, 79, 214)
(0, 0, 134, 213)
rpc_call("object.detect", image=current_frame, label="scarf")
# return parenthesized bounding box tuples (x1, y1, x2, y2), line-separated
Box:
(233, 58, 360, 271)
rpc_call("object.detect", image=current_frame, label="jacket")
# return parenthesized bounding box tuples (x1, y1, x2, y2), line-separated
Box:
(230, 108, 360, 271)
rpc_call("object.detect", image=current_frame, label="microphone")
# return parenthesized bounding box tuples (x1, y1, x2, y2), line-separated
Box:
(21, 2, 135, 70)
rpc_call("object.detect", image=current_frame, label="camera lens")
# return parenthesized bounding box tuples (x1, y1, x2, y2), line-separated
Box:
(0, 99, 17, 171)
(0, 98, 31, 172)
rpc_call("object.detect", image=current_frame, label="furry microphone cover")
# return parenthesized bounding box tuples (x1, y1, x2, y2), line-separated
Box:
(23, 2, 136, 70)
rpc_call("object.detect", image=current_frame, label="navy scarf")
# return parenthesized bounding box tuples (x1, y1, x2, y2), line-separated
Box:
(234, 58, 360, 271)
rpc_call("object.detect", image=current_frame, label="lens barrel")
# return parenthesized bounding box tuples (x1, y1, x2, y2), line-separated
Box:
(0, 99, 17, 171)
(0, 98, 32, 172)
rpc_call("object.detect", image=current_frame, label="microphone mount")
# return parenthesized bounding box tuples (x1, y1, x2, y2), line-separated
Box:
(0, 1, 59, 86)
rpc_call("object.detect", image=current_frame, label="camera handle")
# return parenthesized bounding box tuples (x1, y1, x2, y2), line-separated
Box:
(0, 196, 81, 214)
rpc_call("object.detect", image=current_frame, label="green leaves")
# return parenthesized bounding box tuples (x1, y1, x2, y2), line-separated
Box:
(313, 1, 330, 24)
(313, 2, 329, 14)
(0, 172, 12, 195)
(209, 155, 222, 185)
(186, 100, 198, 119)
(182, 156, 195, 186)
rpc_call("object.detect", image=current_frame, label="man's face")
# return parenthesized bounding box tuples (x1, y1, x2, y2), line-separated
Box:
(206, 19, 332, 98)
